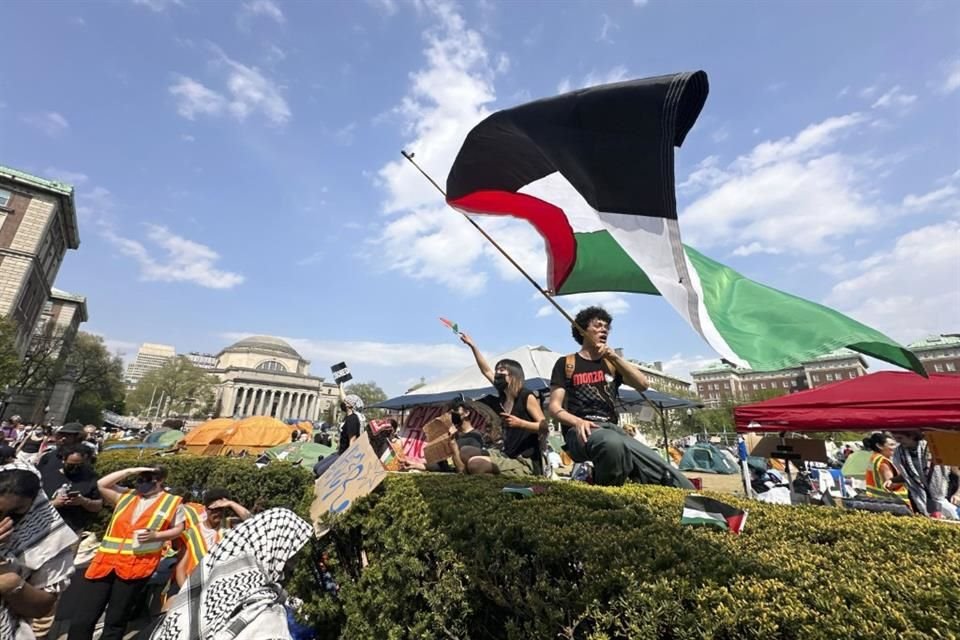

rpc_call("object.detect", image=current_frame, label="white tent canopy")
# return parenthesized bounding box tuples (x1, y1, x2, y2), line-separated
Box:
(409, 345, 562, 397)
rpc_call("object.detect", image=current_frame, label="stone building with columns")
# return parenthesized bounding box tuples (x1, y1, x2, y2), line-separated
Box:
(212, 336, 338, 421)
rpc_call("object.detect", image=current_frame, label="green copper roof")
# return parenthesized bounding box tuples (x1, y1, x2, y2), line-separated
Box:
(908, 334, 960, 350)
(0, 165, 74, 196)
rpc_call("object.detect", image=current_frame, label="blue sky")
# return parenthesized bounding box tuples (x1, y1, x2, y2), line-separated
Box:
(3, 0, 958, 396)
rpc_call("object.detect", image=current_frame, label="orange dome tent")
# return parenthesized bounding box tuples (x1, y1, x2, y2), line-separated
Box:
(219, 416, 299, 455)
(182, 418, 237, 455)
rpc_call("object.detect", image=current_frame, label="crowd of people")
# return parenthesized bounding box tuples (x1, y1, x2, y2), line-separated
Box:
(0, 414, 313, 640)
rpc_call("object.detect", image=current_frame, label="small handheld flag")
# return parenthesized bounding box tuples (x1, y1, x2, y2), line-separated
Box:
(681, 495, 748, 535)
(439, 317, 460, 334)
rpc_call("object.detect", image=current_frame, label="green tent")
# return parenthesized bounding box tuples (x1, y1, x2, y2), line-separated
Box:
(265, 441, 336, 467)
(678, 443, 738, 474)
(144, 429, 185, 447)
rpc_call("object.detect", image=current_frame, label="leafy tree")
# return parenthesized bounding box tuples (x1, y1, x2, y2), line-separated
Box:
(10, 329, 69, 396)
(64, 333, 126, 425)
(345, 381, 388, 418)
(127, 356, 218, 418)
(0, 317, 21, 394)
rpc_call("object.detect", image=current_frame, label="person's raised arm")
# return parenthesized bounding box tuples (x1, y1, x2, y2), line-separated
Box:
(459, 333, 495, 384)
(98, 467, 155, 506)
(209, 498, 252, 521)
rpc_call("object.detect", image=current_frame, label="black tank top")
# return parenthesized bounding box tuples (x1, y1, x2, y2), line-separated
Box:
(500, 389, 540, 460)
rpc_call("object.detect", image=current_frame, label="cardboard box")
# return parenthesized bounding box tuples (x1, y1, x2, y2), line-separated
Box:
(422, 414, 455, 465)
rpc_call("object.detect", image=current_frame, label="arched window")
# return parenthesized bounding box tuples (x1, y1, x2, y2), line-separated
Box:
(257, 360, 288, 373)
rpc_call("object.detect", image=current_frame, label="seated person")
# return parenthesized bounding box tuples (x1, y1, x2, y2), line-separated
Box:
(547, 306, 693, 488)
(459, 333, 546, 476)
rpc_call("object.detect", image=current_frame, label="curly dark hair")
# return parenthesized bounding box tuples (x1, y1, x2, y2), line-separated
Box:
(571, 306, 613, 345)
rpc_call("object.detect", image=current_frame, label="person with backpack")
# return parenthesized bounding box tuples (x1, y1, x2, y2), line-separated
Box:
(547, 306, 693, 488)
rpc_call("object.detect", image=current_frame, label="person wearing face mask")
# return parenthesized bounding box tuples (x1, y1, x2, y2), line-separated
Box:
(67, 466, 185, 640)
(36, 423, 85, 478)
(460, 334, 546, 476)
(40, 444, 102, 535)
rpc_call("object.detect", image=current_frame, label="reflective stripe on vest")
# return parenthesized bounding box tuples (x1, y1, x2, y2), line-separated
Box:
(865, 453, 911, 505)
(180, 503, 219, 578)
(87, 491, 183, 579)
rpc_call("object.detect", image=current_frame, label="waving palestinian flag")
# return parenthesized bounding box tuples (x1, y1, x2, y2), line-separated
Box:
(445, 71, 923, 375)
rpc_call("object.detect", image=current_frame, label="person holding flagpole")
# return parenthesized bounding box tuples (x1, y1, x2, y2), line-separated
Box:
(548, 306, 692, 488)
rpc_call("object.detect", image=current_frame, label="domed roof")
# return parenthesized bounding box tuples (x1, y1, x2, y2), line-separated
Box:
(223, 335, 301, 359)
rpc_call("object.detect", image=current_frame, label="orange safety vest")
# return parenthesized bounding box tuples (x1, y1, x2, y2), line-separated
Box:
(179, 502, 222, 579)
(864, 453, 911, 506)
(86, 490, 183, 580)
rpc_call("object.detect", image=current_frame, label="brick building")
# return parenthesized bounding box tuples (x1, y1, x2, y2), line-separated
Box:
(0, 166, 81, 356)
(692, 348, 868, 407)
(625, 358, 692, 395)
(908, 334, 960, 375)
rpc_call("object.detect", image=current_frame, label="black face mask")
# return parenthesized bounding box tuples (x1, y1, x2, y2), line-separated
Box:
(451, 412, 463, 427)
(63, 464, 85, 479)
(493, 374, 508, 392)
(339, 402, 348, 413)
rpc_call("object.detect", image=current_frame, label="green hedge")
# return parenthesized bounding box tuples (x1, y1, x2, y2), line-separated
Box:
(93, 451, 314, 525)
(306, 475, 960, 640)
(92, 455, 960, 639)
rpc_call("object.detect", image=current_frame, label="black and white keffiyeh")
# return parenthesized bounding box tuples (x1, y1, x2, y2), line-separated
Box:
(151, 508, 313, 640)
(0, 459, 77, 640)
(893, 440, 949, 516)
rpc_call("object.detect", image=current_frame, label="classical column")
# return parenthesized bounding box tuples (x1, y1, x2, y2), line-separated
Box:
(236, 387, 247, 417)
(278, 391, 289, 420)
(294, 393, 303, 420)
(256, 388, 267, 416)
(306, 395, 314, 421)
(267, 390, 277, 417)
(249, 388, 260, 416)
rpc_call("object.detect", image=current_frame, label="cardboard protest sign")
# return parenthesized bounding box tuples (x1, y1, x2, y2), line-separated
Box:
(331, 362, 353, 384)
(422, 414, 455, 465)
(750, 435, 829, 463)
(927, 430, 960, 466)
(311, 432, 386, 532)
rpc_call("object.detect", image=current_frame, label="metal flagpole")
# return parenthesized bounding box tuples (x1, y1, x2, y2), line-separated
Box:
(400, 150, 661, 416)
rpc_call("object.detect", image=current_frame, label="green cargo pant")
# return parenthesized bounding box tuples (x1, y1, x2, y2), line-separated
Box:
(564, 424, 693, 489)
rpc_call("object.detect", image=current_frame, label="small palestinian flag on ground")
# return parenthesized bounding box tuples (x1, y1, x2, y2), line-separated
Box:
(681, 495, 748, 534)
(445, 71, 924, 375)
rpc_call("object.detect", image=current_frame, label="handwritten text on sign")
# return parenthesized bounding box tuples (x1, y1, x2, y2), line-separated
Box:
(311, 432, 386, 527)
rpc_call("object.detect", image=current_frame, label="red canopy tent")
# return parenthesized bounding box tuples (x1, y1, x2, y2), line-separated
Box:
(734, 371, 960, 433)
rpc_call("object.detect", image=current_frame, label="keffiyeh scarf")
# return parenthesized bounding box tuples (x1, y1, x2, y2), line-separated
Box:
(893, 440, 949, 516)
(151, 508, 313, 640)
(0, 459, 77, 640)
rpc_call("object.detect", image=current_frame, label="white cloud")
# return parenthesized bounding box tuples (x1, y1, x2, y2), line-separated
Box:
(632, 0, 649, 5)
(44, 168, 88, 186)
(222, 332, 472, 370)
(132, 0, 183, 11)
(870, 85, 917, 110)
(332, 122, 357, 146)
(535, 292, 629, 318)
(731, 242, 781, 257)
(76, 186, 114, 222)
(825, 221, 960, 342)
(711, 126, 730, 143)
(557, 65, 629, 95)
(859, 85, 879, 99)
(86, 332, 139, 364)
(180, 133, 196, 143)
(599, 13, 619, 43)
(902, 184, 958, 212)
(169, 50, 291, 125)
(940, 59, 960, 94)
(103, 224, 244, 289)
(169, 77, 226, 119)
(681, 113, 880, 254)
(655, 353, 716, 381)
(237, 0, 285, 29)
(22, 111, 70, 137)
